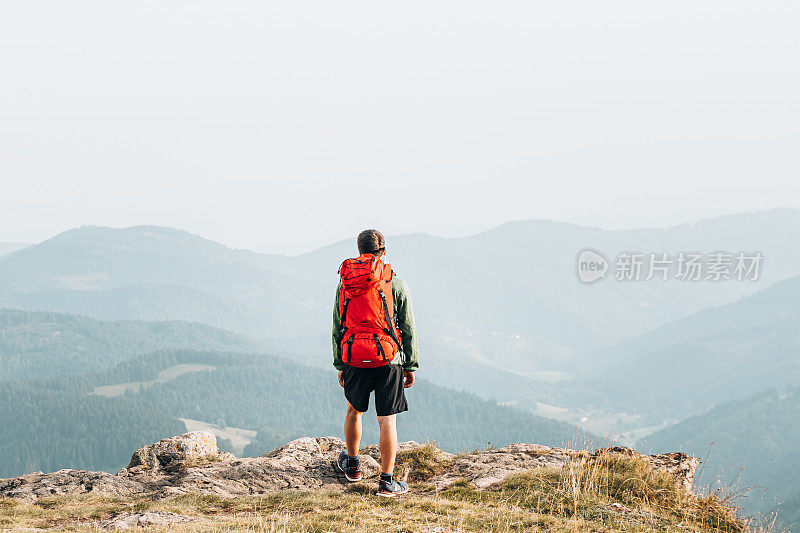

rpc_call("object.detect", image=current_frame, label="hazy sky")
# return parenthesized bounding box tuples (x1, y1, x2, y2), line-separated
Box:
(1, 1, 798, 254)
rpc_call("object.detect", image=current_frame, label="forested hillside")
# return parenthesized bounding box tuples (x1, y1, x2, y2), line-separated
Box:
(0, 349, 592, 478)
(0, 309, 265, 379)
(0, 379, 185, 476)
(642, 388, 800, 521)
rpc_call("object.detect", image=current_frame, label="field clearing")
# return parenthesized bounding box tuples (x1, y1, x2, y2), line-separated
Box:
(91, 364, 217, 397)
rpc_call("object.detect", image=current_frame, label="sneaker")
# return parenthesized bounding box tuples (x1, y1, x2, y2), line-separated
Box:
(336, 450, 362, 482)
(377, 477, 408, 497)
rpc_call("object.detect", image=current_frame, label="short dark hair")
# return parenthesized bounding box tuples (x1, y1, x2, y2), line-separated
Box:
(357, 229, 385, 255)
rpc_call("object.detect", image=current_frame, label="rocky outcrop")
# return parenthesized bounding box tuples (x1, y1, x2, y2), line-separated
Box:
(0, 469, 145, 502)
(596, 446, 700, 491)
(126, 430, 221, 472)
(425, 443, 699, 491)
(432, 442, 578, 489)
(0, 432, 699, 503)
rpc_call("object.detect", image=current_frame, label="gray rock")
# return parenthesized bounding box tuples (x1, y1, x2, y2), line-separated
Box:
(614, 448, 700, 491)
(433, 444, 700, 491)
(0, 435, 700, 503)
(0, 469, 145, 502)
(126, 430, 219, 472)
(97, 511, 198, 529)
(432, 443, 578, 489)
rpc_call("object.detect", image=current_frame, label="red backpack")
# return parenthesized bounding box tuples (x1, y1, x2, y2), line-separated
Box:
(338, 254, 403, 368)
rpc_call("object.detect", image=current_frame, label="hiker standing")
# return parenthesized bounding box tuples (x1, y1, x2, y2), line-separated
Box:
(333, 229, 419, 496)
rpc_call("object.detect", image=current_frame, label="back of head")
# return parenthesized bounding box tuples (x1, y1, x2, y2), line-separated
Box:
(357, 229, 385, 255)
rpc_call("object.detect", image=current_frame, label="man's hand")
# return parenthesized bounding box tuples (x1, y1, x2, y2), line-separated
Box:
(338, 370, 345, 388)
(403, 371, 415, 388)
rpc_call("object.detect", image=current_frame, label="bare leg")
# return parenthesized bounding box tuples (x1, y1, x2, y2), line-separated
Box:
(377, 414, 398, 475)
(344, 402, 363, 457)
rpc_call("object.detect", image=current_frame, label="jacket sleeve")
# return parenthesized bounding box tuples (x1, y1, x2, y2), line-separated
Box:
(332, 281, 345, 371)
(392, 277, 419, 372)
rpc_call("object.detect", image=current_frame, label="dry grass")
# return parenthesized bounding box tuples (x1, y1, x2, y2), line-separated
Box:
(0, 494, 132, 529)
(0, 492, 660, 532)
(442, 451, 750, 533)
(0, 452, 760, 532)
(393, 442, 453, 482)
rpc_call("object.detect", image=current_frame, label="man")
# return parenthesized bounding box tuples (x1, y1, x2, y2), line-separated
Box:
(332, 229, 419, 497)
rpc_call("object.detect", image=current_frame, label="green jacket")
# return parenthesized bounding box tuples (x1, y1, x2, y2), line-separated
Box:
(332, 276, 419, 372)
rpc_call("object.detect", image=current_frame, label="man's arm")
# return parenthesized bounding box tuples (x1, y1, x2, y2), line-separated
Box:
(332, 281, 345, 371)
(392, 276, 419, 372)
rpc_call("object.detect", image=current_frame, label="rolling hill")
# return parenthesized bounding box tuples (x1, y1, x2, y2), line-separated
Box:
(555, 274, 800, 430)
(0, 226, 322, 339)
(641, 388, 800, 524)
(0, 309, 265, 380)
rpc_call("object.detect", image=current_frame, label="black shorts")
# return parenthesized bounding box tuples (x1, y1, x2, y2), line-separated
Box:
(342, 364, 408, 416)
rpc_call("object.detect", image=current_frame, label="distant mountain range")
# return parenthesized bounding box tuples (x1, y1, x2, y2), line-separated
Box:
(2, 209, 799, 405)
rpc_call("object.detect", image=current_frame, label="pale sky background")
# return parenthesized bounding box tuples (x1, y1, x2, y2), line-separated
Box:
(1, 1, 798, 254)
